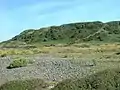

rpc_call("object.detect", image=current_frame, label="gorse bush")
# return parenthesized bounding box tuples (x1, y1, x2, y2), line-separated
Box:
(7, 58, 29, 69)
(52, 68, 120, 90)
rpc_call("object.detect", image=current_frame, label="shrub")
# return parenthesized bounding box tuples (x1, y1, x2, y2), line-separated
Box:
(115, 52, 120, 55)
(7, 58, 29, 69)
(52, 68, 120, 90)
(62, 55, 68, 58)
(0, 79, 49, 90)
(0, 53, 7, 57)
(79, 44, 90, 48)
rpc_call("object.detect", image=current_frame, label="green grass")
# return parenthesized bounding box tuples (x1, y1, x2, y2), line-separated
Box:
(0, 79, 49, 90)
(52, 68, 120, 90)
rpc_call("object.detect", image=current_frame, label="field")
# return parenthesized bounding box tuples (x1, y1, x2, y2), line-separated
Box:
(0, 42, 120, 90)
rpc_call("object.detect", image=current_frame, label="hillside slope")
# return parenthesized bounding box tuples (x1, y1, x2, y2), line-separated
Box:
(5, 21, 120, 44)
(52, 68, 120, 90)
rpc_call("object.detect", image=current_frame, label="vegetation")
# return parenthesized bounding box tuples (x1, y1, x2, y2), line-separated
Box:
(0, 53, 7, 57)
(0, 79, 49, 90)
(7, 58, 30, 69)
(0, 21, 119, 46)
(0, 21, 120, 90)
(52, 68, 120, 90)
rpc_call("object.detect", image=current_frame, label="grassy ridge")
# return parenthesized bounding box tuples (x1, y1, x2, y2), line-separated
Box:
(4, 21, 120, 45)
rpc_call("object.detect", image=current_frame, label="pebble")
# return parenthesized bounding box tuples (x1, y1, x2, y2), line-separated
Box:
(0, 55, 93, 86)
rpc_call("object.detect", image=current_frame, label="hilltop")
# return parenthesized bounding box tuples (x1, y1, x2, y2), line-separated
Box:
(1, 21, 120, 46)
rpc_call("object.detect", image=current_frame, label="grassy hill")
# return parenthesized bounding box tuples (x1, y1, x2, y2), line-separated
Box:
(2, 21, 120, 46)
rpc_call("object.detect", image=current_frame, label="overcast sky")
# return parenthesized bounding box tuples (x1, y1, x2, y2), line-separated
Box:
(0, 0, 120, 41)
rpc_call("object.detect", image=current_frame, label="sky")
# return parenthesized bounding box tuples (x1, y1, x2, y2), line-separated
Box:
(0, 0, 120, 41)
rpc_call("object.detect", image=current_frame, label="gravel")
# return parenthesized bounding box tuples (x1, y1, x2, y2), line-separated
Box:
(0, 55, 94, 86)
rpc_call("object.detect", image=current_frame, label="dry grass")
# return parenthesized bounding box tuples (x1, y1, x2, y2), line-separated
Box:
(0, 43, 120, 56)
(0, 43, 120, 72)
(0, 43, 120, 90)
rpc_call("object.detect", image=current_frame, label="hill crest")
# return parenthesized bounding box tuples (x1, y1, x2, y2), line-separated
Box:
(3, 21, 120, 45)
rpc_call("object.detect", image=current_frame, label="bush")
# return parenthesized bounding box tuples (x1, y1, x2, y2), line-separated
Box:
(115, 52, 120, 55)
(7, 58, 28, 69)
(0, 79, 49, 90)
(0, 53, 7, 57)
(62, 55, 68, 58)
(52, 68, 120, 90)
(79, 44, 90, 48)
